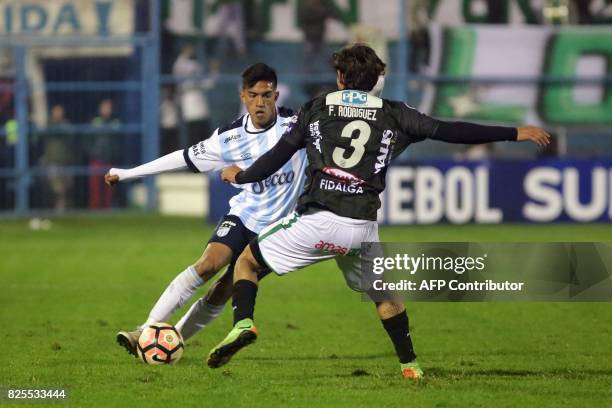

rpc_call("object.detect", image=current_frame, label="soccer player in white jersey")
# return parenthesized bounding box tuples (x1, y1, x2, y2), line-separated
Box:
(104, 63, 307, 356)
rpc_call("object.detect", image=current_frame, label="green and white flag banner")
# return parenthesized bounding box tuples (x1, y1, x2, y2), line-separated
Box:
(422, 25, 612, 126)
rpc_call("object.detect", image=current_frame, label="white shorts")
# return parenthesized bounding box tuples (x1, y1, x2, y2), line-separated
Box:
(256, 209, 379, 292)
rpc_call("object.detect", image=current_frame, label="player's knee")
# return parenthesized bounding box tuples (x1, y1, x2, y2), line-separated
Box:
(193, 255, 223, 279)
(193, 244, 233, 279)
(376, 301, 405, 319)
(234, 247, 263, 280)
(236, 247, 257, 270)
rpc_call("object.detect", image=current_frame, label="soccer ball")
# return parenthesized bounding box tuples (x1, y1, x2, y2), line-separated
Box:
(137, 323, 184, 365)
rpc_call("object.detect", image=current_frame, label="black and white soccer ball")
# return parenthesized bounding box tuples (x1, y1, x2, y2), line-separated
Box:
(137, 323, 184, 365)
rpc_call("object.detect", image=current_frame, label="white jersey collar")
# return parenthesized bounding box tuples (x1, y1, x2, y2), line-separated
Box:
(244, 113, 278, 134)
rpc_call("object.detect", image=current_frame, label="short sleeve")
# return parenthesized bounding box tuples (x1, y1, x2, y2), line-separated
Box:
(183, 129, 224, 173)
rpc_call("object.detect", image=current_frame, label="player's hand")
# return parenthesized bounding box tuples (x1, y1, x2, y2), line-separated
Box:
(221, 165, 243, 184)
(104, 172, 120, 186)
(517, 126, 551, 147)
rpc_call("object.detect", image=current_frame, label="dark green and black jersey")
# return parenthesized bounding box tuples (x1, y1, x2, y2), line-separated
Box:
(235, 90, 517, 221)
(282, 91, 439, 220)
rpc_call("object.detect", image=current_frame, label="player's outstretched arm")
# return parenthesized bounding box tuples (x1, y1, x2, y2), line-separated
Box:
(431, 121, 551, 147)
(104, 150, 188, 187)
(394, 103, 550, 148)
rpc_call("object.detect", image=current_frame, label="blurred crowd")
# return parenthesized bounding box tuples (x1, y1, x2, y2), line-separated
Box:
(0, 96, 123, 212)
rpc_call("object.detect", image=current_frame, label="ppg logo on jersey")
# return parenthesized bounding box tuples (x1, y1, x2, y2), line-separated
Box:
(341, 90, 368, 106)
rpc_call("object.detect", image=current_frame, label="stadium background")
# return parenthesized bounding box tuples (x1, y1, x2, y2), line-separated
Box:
(1, 0, 611, 223)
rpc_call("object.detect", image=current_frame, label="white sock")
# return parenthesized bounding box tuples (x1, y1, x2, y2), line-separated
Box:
(175, 298, 225, 341)
(141, 266, 204, 328)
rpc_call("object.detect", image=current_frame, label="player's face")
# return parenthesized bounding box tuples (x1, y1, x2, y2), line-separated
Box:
(241, 81, 279, 129)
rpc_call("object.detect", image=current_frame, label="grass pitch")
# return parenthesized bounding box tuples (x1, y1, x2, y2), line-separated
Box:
(1, 216, 611, 407)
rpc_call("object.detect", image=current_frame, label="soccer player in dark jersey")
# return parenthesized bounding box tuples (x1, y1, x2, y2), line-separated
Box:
(208, 44, 550, 378)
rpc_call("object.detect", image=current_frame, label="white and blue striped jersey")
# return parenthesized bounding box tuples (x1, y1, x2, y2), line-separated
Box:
(183, 108, 307, 233)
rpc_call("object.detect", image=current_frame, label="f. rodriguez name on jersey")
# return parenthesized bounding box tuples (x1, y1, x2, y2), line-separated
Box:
(328, 105, 378, 121)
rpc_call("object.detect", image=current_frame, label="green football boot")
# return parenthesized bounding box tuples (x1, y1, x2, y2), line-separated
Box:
(207, 318, 257, 368)
(401, 361, 424, 379)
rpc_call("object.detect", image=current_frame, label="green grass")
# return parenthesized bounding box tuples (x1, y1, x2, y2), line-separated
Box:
(1, 216, 611, 407)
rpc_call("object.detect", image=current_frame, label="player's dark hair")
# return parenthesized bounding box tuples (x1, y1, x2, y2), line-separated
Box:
(333, 43, 386, 91)
(241, 63, 278, 89)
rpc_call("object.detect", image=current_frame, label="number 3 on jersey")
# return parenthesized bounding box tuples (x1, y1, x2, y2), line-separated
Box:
(332, 120, 371, 168)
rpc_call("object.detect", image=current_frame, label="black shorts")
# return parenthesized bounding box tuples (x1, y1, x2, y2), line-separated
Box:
(208, 214, 270, 279)
(209, 215, 256, 256)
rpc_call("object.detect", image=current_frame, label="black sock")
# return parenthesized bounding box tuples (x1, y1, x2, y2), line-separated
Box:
(381, 311, 417, 364)
(232, 279, 258, 325)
